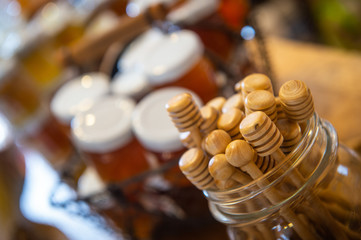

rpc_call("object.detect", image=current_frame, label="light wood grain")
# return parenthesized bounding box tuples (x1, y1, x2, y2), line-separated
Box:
(178, 148, 215, 190)
(225, 140, 317, 240)
(217, 108, 244, 140)
(245, 90, 277, 122)
(204, 129, 231, 156)
(166, 93, 203, 147)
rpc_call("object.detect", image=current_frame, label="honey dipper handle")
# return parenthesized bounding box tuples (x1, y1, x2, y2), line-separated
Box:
(191, 128, 203, 148)
(273, 147, 348, 239)
(232, 170, 252, 185)
(279, 208, 317, 240)
(243, 163, 318, 240)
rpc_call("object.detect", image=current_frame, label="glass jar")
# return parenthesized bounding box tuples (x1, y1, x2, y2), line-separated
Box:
(71, 95, 150, 184)
(204, 113, 361, 240)
(143, 30, 219, 103)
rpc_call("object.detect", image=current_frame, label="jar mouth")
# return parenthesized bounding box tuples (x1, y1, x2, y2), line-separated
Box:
(204, 112, 338, 218)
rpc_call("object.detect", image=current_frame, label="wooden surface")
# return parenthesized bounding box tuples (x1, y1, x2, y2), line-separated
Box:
(268, 37, 361, 144)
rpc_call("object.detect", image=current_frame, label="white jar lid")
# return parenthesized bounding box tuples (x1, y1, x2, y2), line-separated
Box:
(0, 114, 13, 151)
(144, 30, 204, 86)
(71, 95, 136, 153)
(132, 87, 203, 152)
(167, 0, 219, 25)
(50, 72, 110, 125)
(111, 70, 150, 99)
(118, 28, 166, 72)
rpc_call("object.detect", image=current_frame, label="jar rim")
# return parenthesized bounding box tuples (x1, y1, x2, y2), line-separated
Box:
(204, 113, 336, 205)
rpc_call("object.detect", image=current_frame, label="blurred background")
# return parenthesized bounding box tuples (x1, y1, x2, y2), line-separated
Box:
(1, 0, 361, 239)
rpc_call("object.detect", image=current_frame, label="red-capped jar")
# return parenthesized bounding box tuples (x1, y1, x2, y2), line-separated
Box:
(71, 95, 149, 183)
(143, 30, 219, 103)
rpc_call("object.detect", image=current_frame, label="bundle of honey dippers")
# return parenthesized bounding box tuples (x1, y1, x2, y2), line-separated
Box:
(166, 73, 359, 240)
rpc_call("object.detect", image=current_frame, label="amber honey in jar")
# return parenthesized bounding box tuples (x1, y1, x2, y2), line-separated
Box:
(23, 110, 72, 170)
(143, 30, 219, 103)
(71, 95, 150, 184)
(50, 72, 110, 138)
(0, 58, 41, 128)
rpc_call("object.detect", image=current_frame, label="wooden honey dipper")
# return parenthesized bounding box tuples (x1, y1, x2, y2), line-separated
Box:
(179, 131, 197, 149)
(275, 96, 287, 119)
(254, 155, 275, 174)
(208, 153, 275, 240)
(279, 80, 314, 123)
(209, 154, 252, 187)
(225, 140, 317, 240)
(178, 148, 216, 190)
(276, 119, 302, 155)
(245, 90, 278, 122)
(221, 93, 244, 113)
(205, 125, 274, 174)
(239, 111, 285, 163)
(236, 73, 274, 99)
(217, 108, 245, 140)
(204, 129, 231, 156)
(199, 105, 219, 136)
(166, 93, 203, 148)
(239, 112, 349, 240)
(206, 96, 226, 113)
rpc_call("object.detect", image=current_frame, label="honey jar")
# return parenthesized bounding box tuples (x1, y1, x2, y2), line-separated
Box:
(143, 30, 219, 103)
(0, 58, 41, 128)
(50, 72, 110, 137)
(71, 95, 149, 183)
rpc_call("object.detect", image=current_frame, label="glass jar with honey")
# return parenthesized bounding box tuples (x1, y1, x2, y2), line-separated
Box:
(143, 30, 219, 103)
(71, 95, 149, 184)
